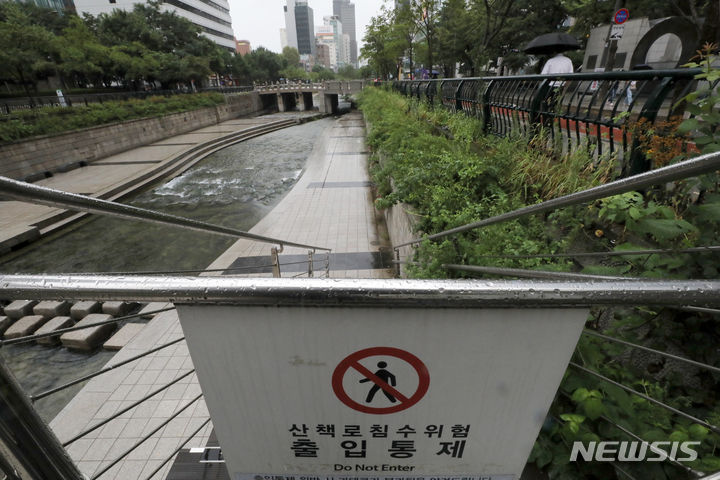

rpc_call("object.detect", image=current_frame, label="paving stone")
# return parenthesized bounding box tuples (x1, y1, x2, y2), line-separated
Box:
(0, 316, 13, 335)
(138, 302, 173, 319)
(60, 314, 117, 351)
(4, 315, 50, 339)
(35, 316, 75, 345)
(101, 301, 140, 316)
(4, 300, 38, 320)
(103, 323, 145, 351)
(33, 300, 71, 318)
(70, 301, 101, 320)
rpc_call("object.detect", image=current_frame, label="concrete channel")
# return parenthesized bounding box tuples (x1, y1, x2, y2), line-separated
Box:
(0, 107, 393, 479)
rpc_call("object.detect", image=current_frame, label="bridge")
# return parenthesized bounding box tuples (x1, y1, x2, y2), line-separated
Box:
(254, 80, 366, 114)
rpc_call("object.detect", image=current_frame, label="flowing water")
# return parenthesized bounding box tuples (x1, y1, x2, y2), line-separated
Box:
(0, 115, 335, 421)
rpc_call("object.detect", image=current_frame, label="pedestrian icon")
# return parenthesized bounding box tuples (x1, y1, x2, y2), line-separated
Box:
(360, 361, 397, 403)
(332, 346, 430, 414)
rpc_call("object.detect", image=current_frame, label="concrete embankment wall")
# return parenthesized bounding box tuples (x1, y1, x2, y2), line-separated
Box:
(0, 92, 265, 181)
(363, 118, 419, 278)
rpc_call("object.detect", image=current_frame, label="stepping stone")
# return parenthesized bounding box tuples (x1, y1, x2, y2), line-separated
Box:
(60, 314, 116, 351)
(0, 316, 13, 335)
(70, 301, 101, 320)
(104, 323, 145, 351)
(138, 302, 173, 319)
(102, 301, 140, 316)
(4, 315, 50, 339)
(35, 316, 74, 345)
(4, 300, 38, 320)
(34, 300, 71, 318)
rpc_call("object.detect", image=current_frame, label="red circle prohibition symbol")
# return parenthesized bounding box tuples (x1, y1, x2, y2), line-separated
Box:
(332, 347, 430, 415)
(614, 8, 629, 24)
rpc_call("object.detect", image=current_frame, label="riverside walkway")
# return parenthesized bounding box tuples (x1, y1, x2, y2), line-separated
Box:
(9, 110, 391, 479)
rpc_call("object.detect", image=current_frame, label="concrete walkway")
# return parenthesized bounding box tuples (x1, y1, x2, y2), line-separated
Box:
(42, 111, 391, 479)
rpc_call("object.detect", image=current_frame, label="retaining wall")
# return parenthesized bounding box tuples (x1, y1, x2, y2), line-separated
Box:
(0, 92, 265, 181)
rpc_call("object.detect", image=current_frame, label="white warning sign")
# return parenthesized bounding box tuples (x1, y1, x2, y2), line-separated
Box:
(177, 305, 588, 480)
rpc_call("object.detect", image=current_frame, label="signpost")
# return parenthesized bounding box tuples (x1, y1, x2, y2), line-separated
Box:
(178, 302, 588, 480)
(609, 24, 625, 40)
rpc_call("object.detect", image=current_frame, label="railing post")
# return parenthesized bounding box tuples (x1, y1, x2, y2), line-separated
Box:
(308, 250, 314, 278)
(482, 80, 495, 134)
(0, 359, 84, 479)
(455, 80, 465, 112)
(271, 247, 281, 278)
(529, 79, 553, 135)
(626, 76, 676, 177)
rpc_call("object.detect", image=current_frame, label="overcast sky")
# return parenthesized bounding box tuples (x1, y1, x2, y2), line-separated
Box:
(229, 0, 388, 54)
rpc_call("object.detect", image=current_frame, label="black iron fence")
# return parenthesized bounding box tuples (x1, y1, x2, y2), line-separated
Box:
(393, 69, 713, 176)
(0, 85, 253, 115)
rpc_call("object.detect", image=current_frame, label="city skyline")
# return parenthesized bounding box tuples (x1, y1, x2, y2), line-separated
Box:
(229, 0, 385, 54)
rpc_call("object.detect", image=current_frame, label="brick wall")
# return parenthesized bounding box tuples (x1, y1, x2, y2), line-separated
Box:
(0, 92, 265, 180)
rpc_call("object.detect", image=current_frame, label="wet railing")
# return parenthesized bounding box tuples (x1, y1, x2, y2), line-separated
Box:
(0, 86, 253, 114)
(393, 69, 715, 176)
(389, 147, 720, 479)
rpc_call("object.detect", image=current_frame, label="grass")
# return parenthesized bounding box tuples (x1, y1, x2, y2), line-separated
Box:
(0, 92, 226, 143)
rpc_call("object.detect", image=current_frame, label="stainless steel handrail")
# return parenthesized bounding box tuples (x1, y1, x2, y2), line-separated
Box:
(1, 275, 719, 307)
(0, 176, 331, 252)
(394, 150, 720, 248)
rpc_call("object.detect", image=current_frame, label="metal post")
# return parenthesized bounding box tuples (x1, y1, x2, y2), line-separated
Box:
(308, 250, 314, 278)
(455, 80, 465, 112)
(482, 80, 496, 133)
(271, 247, 281, 278)
(0, 359, 84, 479)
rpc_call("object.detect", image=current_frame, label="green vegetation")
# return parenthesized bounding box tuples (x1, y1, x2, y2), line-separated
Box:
(0, 2, 372, 96)
(0, 92, 225, 143)
(361, 0, 719, 79)
(360, 86, 720, 479)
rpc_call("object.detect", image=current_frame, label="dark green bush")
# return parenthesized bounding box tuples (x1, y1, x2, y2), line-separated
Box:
(0, 92, 226, 143)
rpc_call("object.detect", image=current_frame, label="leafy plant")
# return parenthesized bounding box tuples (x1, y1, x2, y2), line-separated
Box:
(676, 42, 720, 155)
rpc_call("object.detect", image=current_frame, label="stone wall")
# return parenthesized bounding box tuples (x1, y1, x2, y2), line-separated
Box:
(0, 92, 265, 180)
(383, 201, 421, 278)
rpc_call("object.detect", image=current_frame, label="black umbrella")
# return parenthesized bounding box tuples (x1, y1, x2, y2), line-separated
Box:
(523, 33, 581, 55)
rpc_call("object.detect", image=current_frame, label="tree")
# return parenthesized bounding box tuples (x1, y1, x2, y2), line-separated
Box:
(361, 8, 402, 80)
(245, 47, 285, 82)
(411, 0, 441, 74)
(57, 16, 109, 87)
(435, 0, 473, 76)
(282, 46, 301, 68)
(0, 3, 58, 94)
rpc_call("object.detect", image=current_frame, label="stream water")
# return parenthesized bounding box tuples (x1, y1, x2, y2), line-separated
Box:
(0, 116, 334, 421)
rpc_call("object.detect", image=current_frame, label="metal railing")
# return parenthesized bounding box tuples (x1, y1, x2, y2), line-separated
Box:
(386, 131, 720, 479)
(1, 277, 720, 479)
(0, 86, 253, 114)
(393, 69, 714, 176)
(0, 176, 331, 254)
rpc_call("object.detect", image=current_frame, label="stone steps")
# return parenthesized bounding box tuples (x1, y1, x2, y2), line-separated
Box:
(0, 299, 169, 351)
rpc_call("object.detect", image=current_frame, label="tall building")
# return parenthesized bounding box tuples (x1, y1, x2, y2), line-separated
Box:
(283, 0, 298, 50)
(323, 15, 345, 69)
(22, 0, 75, 13)
(333, 0, 356, 66)
(315, 43, 331, 69)
(235, 39, 251, 56)
(280, 28, 288, 49)
(72, 0, 235, 51)
(294, 1, 315, 56)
